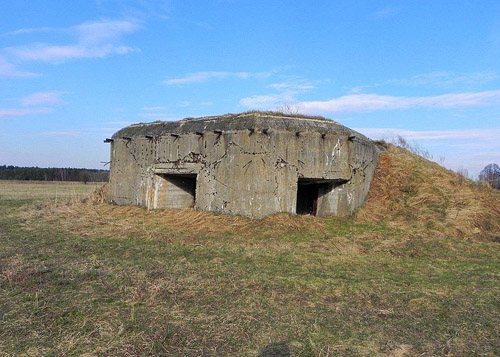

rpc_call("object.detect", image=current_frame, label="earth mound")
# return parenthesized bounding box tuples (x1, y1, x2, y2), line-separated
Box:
(356, 144, 500, 240)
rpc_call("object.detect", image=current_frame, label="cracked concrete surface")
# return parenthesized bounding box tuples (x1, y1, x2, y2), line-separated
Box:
(108, 112, 381, 218)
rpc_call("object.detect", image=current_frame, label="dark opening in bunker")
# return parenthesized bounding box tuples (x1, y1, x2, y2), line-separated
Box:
(296, 179, 333, 216)
(155, 174, 197, 209)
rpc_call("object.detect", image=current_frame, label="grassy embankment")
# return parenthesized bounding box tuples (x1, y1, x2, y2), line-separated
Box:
(0, 148, 499, 356)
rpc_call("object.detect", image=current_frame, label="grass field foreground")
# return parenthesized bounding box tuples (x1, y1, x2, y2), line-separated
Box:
(0, 180, 499, 356)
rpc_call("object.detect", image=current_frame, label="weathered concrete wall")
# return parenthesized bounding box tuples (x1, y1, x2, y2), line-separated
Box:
(108, 113, 380, 218)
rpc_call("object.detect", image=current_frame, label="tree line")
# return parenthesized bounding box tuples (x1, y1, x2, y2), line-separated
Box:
(0, 165, 109, 183)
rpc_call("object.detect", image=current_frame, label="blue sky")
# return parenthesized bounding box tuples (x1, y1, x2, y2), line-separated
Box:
(1, 0, 499, 177)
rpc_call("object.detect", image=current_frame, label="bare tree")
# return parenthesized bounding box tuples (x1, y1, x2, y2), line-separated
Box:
(479, 163, 500, 189)
(276, 103, 299, 115)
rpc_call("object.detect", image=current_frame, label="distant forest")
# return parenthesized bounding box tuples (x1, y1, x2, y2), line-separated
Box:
(0, 165, 109, 183)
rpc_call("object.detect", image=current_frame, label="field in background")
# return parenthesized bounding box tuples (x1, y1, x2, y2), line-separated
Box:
(0, 180, 103, 200)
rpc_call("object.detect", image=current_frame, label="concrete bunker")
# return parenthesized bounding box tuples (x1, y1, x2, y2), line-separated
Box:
(107, 112, 381, 218)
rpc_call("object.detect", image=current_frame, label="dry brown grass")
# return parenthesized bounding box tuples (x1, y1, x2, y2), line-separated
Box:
(64, 144, 500, 244)
(356, 144, 500, 240)
(22, 187, 325, 247)
(83, 183, 109, 204)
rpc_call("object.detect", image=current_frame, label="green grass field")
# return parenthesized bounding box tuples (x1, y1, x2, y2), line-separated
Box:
(0, 181, 499, 356)
(0, 180, 103, 200)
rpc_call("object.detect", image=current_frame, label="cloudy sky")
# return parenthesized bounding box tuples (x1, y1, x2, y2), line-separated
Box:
(1, 1, 499, 177)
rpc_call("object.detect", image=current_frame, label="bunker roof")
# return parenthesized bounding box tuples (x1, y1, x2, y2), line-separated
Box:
(112, 111, 369, 141)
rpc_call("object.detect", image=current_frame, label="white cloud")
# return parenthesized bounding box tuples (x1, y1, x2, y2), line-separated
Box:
(21, 91, 64, 106)
(239, 92, 298, 110)
(74, 19, 138, 44)
(0, 108, 53, 117)
(349, 72, 499, 93)
(354, 128, 500, 141)
(240, 77, 316, 110)
(6, 19, 140, 63)
(388, 71, 500, 87)
(0, 91, 63, 118)
(355, 127, 500, 176)
(446, 142, 500, 150)
(3, 26, 61, 36)
(268, 81, 314, 91)
(0, 55, 39, 77)
(462, 151, 500, 159)
(297, 90, 500, 114)
(9, 44, 136, 62)
(163, 71, 271, 85)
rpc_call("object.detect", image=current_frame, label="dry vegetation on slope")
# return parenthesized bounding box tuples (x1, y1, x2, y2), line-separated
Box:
(357, 143, 500, 240)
